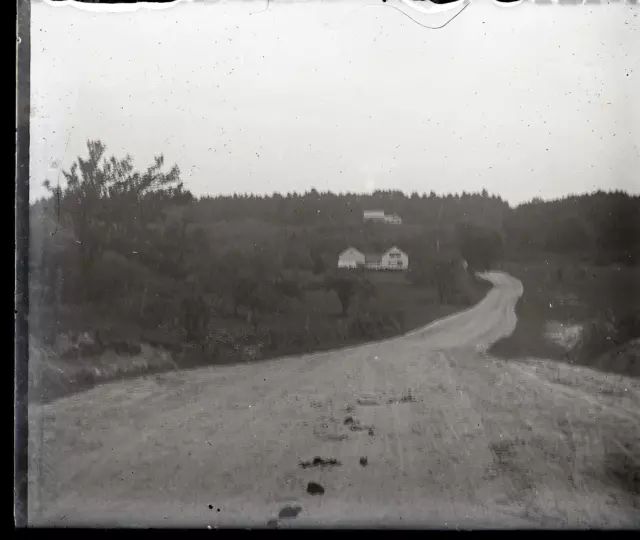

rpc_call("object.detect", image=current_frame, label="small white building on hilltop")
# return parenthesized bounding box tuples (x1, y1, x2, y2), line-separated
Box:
(363, 210, 386, 222)
(337, 246, 408, 271)
(363, 210, 402, 225)
(384, 213, 402, 225)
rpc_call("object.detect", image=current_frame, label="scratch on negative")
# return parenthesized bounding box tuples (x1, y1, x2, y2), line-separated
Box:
(254, 0, 270, 15)
(372, 1, 471, 31)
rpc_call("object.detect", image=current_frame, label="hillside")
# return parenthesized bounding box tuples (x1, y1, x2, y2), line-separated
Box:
(28, 141, 640, 404)
(490, 261, 640, 378)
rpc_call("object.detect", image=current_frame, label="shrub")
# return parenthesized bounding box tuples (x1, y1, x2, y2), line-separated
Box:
(572, 311, 618, 363)
(572, 309, 640, 370)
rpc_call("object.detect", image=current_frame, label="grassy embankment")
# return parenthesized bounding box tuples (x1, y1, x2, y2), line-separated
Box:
(486, 260, 640, 511)
(30, 267, 490, 404)
(489, 260, 640, 378)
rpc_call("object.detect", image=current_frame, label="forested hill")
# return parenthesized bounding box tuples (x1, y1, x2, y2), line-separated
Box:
(505, 191, 640, 266)
(30, 141, 639, 282)
(190, 189, 509, 231)
(161, 187, 640, 269)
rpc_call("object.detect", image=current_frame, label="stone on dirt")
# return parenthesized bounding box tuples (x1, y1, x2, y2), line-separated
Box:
(306, 482, 325, 495)
(278, 504, 303, 519)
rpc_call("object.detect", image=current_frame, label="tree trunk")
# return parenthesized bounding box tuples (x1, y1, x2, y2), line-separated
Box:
(250, 308, 259, 332)
(139, 287, 148, 317)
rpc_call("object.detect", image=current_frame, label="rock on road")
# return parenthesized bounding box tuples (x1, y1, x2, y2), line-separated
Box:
(28, 272, 640, 528)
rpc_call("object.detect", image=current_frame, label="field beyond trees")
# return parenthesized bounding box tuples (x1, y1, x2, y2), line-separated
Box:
(28, 141, 640, 402)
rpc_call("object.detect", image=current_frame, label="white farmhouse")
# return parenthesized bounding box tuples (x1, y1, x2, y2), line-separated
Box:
(338, 246, 408, 271)
(337, 247, 366, 269)
(380, 246, 409, 270)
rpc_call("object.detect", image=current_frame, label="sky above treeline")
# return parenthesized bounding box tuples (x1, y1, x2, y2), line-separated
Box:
(30, 0, 639, 205)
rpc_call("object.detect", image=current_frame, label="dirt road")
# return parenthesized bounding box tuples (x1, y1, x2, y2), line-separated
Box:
(28, 272, 640, 528)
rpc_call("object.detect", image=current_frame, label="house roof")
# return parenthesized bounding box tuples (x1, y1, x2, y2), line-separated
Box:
(339, 246, 404, 263)
(338, 247, 364, 258)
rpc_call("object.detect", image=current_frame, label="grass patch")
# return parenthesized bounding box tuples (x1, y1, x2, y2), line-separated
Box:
(475, 356, 640, 523)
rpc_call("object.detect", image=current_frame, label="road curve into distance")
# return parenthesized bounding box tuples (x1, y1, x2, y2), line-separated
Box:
(27, 273, 639, 528)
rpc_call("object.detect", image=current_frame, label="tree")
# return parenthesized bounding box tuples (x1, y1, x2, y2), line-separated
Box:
(282, 245, 313, 271)
(215, 248, 288, 328)
(311, 253, 326, 275)
(275, 276, 305, 303)
(455, 222, 504, 271)
(323, 272, 374, 317)
(544, 216, 589, 254)
(216, 250, 249, 317)
(181, 286, 209, 342)
(433, 258, 457, 304)
(43, 140, 184, 301)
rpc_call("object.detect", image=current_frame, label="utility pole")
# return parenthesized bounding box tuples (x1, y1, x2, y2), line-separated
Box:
(436, 202, 443, 254)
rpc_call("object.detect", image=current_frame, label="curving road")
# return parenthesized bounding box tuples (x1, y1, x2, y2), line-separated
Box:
(28, 273, 640, 528)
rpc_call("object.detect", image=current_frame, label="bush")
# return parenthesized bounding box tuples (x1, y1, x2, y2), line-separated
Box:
(407, 267, 432, 288)
(572, 309, 640, 369)
(616, 311, 640, 343)
(573, 311, 617, 362)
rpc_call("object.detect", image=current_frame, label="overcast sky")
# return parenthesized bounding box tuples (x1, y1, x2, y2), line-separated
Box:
(30, 0, 639, 205)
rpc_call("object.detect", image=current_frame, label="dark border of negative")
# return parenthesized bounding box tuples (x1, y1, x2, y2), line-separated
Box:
(15, 0, 31, 529)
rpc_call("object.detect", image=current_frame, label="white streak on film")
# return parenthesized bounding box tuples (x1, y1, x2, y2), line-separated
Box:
(42, 0, 193, 13)
(397, 0, 467, 15)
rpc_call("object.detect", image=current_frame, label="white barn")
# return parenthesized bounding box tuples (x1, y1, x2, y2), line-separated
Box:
(337, 247, 366, 269)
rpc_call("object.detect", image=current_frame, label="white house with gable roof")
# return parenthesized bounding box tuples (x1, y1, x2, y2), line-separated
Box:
(380, 246, 408, 270)
(337, 247, 366, 269)
(337, 246, 408, 271)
